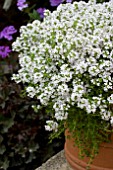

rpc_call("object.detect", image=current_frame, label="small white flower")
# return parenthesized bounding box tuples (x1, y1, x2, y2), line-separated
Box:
(45, 120, 58, 132)
(107, 94, 113, 104)
(26, 86, 36, 98)
(110, 117, 113, 126)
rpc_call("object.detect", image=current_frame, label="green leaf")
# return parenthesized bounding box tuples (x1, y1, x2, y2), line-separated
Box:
(0, 144, 6, 155)
(0, 102, 5, 109)
(1, 118, 14, 133)
(0, 157, 9, 170)
(0, 135, 3, 143)
(28, 10, 40, 21)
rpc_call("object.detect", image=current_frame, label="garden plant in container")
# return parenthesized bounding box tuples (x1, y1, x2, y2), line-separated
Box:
(12, 0, 113, 169)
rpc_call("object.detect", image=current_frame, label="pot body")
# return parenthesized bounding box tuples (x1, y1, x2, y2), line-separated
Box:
(64, 130, 113, 170)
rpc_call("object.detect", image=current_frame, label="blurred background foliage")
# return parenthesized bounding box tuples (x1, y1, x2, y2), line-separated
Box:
(0, 52, 65, 170)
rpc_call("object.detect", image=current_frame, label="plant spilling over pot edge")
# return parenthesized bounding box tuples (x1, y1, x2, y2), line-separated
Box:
(12, 0, 113, 166)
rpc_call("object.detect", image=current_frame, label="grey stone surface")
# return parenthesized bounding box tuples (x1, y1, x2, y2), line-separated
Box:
(35, 150, 72, 170)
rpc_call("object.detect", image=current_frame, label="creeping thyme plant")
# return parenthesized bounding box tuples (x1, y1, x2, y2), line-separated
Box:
(12, 0, 113, 162)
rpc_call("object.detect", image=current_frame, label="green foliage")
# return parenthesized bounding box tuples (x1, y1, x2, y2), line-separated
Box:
(65, 105, 113, 166)
(0, 73, 39, 169)
(28, 10, 40, 21)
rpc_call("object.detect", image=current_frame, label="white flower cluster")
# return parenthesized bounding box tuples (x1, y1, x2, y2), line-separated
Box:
(12, 0, 113, 131)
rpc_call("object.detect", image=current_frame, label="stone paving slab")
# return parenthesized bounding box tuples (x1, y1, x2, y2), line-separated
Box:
(35, 150, 72, 170)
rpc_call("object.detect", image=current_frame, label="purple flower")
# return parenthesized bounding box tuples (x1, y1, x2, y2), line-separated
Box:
(0, 26, 17, 41)
(0, 46, 11, 58)
(66, 0, 72, 2)
(17, 0, 28, 11)
(37, 8, 46, 19)
(49, 0, 63, 6)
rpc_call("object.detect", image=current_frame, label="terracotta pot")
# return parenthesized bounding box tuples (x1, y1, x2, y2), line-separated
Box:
(64, 129, 113, 170)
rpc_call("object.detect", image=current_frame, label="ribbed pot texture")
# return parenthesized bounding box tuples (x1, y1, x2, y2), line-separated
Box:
(64, 130, 113, 170)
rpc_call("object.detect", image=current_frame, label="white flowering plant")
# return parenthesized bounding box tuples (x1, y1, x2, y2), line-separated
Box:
(12, 0, 113, 161)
